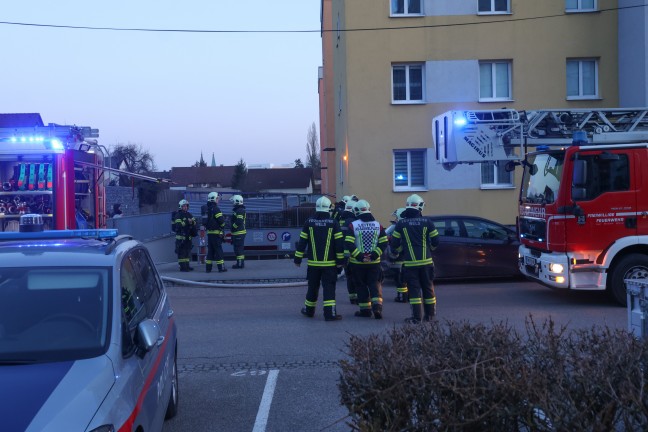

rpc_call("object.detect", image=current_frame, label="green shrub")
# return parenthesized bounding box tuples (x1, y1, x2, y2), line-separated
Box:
(339, 318, 648, 432)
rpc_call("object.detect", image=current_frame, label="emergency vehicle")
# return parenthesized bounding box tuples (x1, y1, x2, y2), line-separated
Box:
(433, 108, 648, 305)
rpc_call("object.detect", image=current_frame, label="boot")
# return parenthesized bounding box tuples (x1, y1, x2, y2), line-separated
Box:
(372, 304, 383, 320)
(324, 306, 342, 321)
(180, 262, 190, 272)
(206, 263, 213, 273)
(423, 302, 437, 322)
(301, 306, 315, 318)
(394, 292, 405, 303)
(217, 264, 228, 273)
(354, 309, 372, 318)
(406, 303, 423, 323)
(232, 259, 243, 269)
(349, 294, 358, 305)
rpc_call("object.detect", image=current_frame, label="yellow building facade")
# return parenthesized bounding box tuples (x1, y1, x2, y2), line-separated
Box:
(319, 0, 618, 225)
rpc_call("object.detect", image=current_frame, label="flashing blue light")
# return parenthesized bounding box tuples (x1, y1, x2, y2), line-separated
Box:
(454, 117, 467, 127)
(0, 229, 118, 241)
(20, 137, 26, 143)
(10, 137, 17, 143)
(50, 139, 64, 150)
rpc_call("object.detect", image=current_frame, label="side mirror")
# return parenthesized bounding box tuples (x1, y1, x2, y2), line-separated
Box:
(136, 319, 161, 357)
(572, 159, 587, 202)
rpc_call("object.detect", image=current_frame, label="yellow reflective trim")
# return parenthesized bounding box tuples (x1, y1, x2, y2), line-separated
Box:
(424, 297, 437, 305)
(422, 227, 428, 261)
(403, 228, 416, 261)
(323, 300, 336, 307)
(309, 227, 317, 261)
(410, 297, 422, 305)
(324, 228, 332, 261)
(305, 300, 317, 307)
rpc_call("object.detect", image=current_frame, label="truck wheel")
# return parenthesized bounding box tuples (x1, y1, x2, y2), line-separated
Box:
(608, 254, 648, 307)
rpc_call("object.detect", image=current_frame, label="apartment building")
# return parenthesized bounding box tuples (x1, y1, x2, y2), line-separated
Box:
(319, 0, 627, 225)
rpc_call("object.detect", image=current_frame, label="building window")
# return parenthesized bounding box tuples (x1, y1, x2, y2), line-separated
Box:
(479, 61, 511, 101)
(391, 0, 422, 16)
(394, 150, 426, 190)
(478, 0, 510, 13)
(566, 0, 597, 12)
(567, 59, 598, 99)
(481, 161, 513, 188)
(392, 64, 424, 103)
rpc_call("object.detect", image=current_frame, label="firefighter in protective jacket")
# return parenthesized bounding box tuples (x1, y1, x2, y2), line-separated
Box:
(390, 194, 440, 323)
(294, 196, 346, 321)
(204, 192, 227, 273)
(385, 207, 408, 303)
(338, 197, 359, 304)
(229, 195, 247, 269)
(345, 200, 388, 319)
(174, 199, 198, 272)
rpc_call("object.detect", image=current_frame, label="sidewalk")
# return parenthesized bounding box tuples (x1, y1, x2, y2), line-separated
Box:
(156, 257, 308, 285)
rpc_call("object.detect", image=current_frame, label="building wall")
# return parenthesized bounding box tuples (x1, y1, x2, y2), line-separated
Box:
(619, 0, 648, 106)
(326, 0, 619, 225)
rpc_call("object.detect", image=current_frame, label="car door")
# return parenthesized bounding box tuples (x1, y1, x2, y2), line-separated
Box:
(428, 217, 466, 278)
(460, 218, 519, 277)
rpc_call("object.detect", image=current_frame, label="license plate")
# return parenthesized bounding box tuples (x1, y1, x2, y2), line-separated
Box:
(524, 256, 537, 266)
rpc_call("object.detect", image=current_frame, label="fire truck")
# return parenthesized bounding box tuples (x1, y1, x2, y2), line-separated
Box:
(433, 108, 648, 306)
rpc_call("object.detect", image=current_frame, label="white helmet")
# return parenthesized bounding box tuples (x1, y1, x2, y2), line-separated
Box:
(230, 195, 244, 205)
(207, 192, 219, 202)
(344, 200, 355, 211)
(342, 195, 351, 203)
(350, 195, 359, 202)
(406, 194, 425, 211)
(352, 199, 371, 217)
(315, 196, 333, 213)
(392, 207, 406, 221)
(179, 199, 189, 208)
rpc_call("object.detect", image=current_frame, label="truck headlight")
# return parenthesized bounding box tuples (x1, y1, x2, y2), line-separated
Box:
(548, 263, 564, 274)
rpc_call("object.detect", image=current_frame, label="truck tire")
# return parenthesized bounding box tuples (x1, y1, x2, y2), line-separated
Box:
(608, 253, 648, 307)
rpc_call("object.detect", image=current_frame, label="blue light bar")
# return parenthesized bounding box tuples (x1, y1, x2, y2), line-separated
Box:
(454, 116, 467, 127)
(0, 229, 118, 241)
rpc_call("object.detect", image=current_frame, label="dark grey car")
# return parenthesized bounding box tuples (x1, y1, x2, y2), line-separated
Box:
(385, 215, 520, 279)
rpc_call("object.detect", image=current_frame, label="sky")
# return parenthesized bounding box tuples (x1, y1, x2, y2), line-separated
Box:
(1, 1, 322, 171)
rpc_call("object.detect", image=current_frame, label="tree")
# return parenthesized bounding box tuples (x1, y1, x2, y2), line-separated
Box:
(294, 158, 305, 168)
(231, 158, 248, 191)
(109, 143, 158, 205)
(306, 122, 321, 169)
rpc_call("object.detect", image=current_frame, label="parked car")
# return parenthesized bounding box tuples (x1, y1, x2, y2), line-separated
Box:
(0, 221, 178, 432)
(384, 215, 521, 279)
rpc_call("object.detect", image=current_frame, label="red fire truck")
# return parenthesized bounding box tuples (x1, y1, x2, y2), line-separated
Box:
(0, 117, 107, 231)
(433, 108, 648, 305)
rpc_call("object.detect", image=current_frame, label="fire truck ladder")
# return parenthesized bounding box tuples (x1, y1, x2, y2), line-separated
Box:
(522, 108, 648, 146)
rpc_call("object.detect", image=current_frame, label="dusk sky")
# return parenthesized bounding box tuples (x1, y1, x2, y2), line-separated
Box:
(1, 1, 322, 171)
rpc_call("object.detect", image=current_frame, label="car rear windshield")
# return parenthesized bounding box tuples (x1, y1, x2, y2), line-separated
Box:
(0, 267, 111, 363)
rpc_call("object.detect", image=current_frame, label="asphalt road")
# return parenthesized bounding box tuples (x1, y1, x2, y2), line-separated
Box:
(161, 277, 627, 432)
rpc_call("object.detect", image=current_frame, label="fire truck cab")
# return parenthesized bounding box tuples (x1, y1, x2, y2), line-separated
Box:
(0, 114, 104, 232)
(433, 108, 648, 306)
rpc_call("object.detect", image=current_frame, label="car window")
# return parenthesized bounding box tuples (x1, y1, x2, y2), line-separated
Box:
(464, 219, 509, 240)
(121, 255, 146, 356)
(431, 218, 461, 237)
(130, 248, 161, 317)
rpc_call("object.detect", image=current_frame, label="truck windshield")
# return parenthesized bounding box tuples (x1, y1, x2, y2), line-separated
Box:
(521, 152, 564, 204)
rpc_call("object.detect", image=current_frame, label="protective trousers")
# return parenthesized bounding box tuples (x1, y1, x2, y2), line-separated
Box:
(351, 263, 383, 316)
(232, 234, 246, 268)
(344, 263, 358, 304)
(206, 234, 226, 272)
(303, 266, 339, 318)
(176, 239, 193, 271)
(404, 265, 437, 321)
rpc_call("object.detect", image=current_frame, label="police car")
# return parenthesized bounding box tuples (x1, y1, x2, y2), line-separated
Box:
(0, 215, 178, 432)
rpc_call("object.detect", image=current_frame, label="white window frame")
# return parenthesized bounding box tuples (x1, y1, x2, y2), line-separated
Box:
(566, 58, 599, 100)
(477, 0, 510, 14)
(565, 0, 597, 13)
(391, 63, 425, 104)
(390, 0, 423, 17)
(479, 61, 512, 102)
(393, 149, 427, 191)
(480, 161, 514, 189)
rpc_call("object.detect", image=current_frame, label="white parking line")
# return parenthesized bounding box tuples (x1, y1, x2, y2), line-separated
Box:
(252, 369, 279, 432)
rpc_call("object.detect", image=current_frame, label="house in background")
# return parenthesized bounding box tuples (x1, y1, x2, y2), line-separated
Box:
(318, 0, 646, 225)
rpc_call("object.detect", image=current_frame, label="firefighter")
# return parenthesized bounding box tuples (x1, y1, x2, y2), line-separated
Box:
(229, 194, 247, 269)
(390, 194, 440, 323)
(385, 207, 408, 303)
(294, 196, 346, 321)
(173, 199, 198, 272)
(204, 192, 227, 273)
(338, 197, 359, 304)
(345, 199, 388, 319)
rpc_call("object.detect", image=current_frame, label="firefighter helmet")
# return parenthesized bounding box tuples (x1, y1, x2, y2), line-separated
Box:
(350, 194, 359, 202)
(230, 195, 244, 205)
(406, 194, 425, 211)
(352, 199, 371, 217)
(392, 207, 406, 221)
(207, 192, 219, 202)
(342, 195, 351, 203)
(315, 196, 333, 213)
(178, 199, 189, 208)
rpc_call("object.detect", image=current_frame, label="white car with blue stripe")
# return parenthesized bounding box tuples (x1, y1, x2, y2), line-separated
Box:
(0, 222, 178, 432)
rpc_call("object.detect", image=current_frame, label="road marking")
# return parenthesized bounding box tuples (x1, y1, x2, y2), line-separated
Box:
(252, 369, 279, 432)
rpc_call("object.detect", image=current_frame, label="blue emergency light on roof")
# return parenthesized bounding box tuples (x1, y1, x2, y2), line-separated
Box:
(0, 229, 118, 241)
(454, 116, 467, 127)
